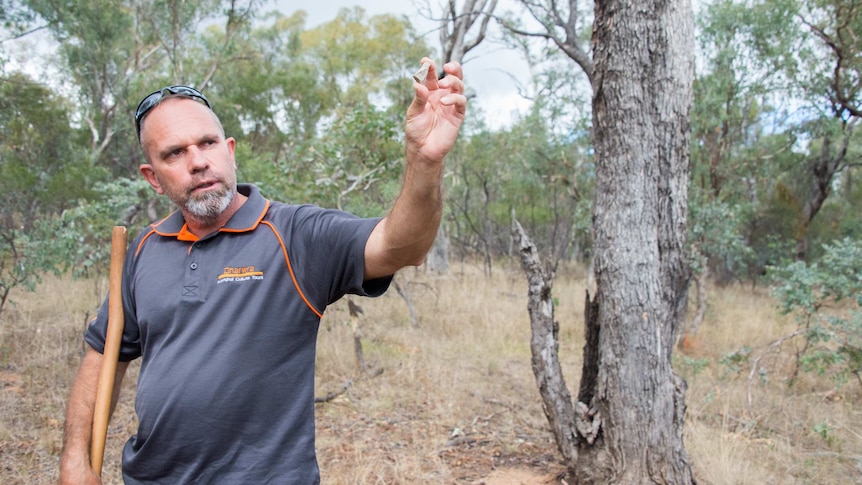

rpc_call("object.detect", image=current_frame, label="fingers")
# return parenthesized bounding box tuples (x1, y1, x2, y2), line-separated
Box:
(439, 61, 464, 83)
(408, 58, 467, 118)
(413, 58, 464, 93)
(440, 93, 468, 111)
(413, 57, 439, 90)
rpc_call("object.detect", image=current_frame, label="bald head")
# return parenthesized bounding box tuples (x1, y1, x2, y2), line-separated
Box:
(138, 96, 227, 162)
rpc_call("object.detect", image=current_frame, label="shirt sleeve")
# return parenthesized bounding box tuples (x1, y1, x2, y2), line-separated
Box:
(282, 205, 393, 308)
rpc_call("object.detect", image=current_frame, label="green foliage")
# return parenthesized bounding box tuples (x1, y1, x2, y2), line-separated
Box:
(687, 189, 753, 279)
(300, 7, 428, 108)
(208, 10, 327, 152)
(0, 0, 36, 34)
(4, 0, 859, 302)
(308, 102, 403, 215)
(770, 238, 862, 386)
(448, 104, 593, 265)
(37, 178, 154, 280)
(720, 346, 752, 377)
(0, 71, 96, 317)
(675, 355, 712, 379)
(813, 421, 842, 447)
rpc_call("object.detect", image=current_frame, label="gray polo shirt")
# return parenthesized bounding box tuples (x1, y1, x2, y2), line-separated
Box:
(85, 184, 390, 484)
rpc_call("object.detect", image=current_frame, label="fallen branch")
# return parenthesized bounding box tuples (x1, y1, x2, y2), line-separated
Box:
(314, 367, 384, 404)
(746, 329, 806, 419)
(314, 378, 354, 404)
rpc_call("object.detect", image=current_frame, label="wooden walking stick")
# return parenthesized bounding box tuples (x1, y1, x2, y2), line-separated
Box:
(90, 226, 127, 475)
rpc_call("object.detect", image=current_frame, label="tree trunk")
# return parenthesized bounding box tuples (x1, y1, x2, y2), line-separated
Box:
(392, 276, 419, 328)
(794, 130, 851, 261)
(347, 298, 366, 372)
(425, 225, 450, 274)
(580, 0, 695, 482)
(513, 221, 580, 466)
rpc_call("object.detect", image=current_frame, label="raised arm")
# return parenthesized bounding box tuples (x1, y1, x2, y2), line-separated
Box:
(60, 348, 129, 485)
(364, 58, 467, 280)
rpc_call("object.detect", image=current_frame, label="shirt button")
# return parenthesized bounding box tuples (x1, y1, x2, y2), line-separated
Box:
(190, 263, 198, 270)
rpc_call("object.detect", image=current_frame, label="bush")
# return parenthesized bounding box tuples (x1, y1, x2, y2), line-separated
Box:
(770, 238, 862, 386)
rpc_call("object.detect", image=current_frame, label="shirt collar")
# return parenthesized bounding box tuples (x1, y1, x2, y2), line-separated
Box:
(151, 184, 270, 240)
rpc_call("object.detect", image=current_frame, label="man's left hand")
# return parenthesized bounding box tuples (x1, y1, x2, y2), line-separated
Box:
(405, 58, 467, 166)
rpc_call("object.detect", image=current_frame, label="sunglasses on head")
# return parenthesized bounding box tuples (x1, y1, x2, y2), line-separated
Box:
(135, 85, 211, 139)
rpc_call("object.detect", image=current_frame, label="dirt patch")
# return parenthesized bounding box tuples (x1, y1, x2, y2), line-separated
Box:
(438, 434, 569, 484)
(472, 468, 567, 485)
(0, 371, 23, 395)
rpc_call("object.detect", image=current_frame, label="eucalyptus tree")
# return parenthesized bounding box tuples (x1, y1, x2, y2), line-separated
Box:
(450, 103, 591, 272)
(284, 8, 430, 210)
(579, 1, 696, 479)
(502, 0, 593, 83)
(683, 0, 787, 338)
(449, 124, 508, 274)
(20, 0, 262, 177)
(436, 0, 498, 64)
(743, 0, 862, 260)
(511, 0, 697, 481)
(415, 0, 499, 273)
(299, 7, 428, 110)
(0, 72, 92, 316)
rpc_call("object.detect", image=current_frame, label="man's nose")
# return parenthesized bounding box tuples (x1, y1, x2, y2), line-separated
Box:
(187, 146, 209, 171)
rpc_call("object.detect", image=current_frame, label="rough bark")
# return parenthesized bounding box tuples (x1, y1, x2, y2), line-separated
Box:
(513, 220, 580, 466)
(580, 0, 695, 482)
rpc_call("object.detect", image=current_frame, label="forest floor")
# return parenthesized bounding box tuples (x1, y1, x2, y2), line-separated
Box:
(1, 262, 860, 484)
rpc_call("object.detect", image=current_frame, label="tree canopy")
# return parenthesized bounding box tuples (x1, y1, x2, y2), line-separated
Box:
(0, 0, 858, 329)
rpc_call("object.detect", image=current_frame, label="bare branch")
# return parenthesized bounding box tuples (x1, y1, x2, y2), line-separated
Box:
(501, 0, 593, 82)
(0, 24, 49, 44)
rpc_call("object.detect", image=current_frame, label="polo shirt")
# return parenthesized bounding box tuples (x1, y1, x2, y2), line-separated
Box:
(85, 184, 391, 484)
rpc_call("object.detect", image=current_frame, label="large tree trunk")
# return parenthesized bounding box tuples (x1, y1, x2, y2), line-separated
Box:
(579, 0, 695, 482)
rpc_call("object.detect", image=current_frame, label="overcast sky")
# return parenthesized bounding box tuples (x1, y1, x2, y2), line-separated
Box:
(270, 0, 532, 128)
(6, 1, 533, 129)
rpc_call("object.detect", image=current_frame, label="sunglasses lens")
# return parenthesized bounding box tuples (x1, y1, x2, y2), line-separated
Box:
(135, 86, 211, 138)
(135, 92, 163, 121)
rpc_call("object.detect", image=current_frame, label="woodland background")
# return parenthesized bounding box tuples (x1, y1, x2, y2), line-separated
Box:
(0, 0, 860, 483)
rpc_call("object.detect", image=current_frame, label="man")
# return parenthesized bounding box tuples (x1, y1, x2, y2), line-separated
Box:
(59, 58, 466, 484)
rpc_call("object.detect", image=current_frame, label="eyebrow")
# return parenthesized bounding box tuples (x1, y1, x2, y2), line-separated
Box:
(156, 134, 222, 160)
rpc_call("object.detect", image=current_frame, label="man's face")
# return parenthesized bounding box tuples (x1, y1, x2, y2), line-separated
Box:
(139, 98, 238, 224)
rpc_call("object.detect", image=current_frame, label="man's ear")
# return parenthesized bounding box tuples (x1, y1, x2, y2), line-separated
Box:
(227, 137, 237, 168)
(140, 164, 165, 194)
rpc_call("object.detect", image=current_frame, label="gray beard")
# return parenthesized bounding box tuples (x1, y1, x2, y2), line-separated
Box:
(184, 186, 234, 225)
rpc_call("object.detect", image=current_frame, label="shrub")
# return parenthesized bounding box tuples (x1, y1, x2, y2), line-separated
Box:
(771, 238, 862, 387)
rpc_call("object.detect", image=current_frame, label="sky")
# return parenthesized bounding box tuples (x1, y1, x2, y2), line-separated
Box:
(271, 0, 533, 129)
(4, 1, 533, 129)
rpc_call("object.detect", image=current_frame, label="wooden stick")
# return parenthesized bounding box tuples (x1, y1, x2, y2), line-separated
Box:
(90, 226, 127, 475)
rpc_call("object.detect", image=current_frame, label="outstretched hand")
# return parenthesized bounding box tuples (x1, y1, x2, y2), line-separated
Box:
(406, 58, 467, 165)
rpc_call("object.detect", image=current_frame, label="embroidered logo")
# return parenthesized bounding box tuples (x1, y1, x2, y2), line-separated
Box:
(217, 265, 264, 283)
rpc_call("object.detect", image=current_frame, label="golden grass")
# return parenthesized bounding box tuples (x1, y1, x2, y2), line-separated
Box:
(1, 263, 860, 484)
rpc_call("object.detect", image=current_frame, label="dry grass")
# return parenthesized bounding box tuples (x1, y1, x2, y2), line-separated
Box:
(1, 263, 860, 484)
